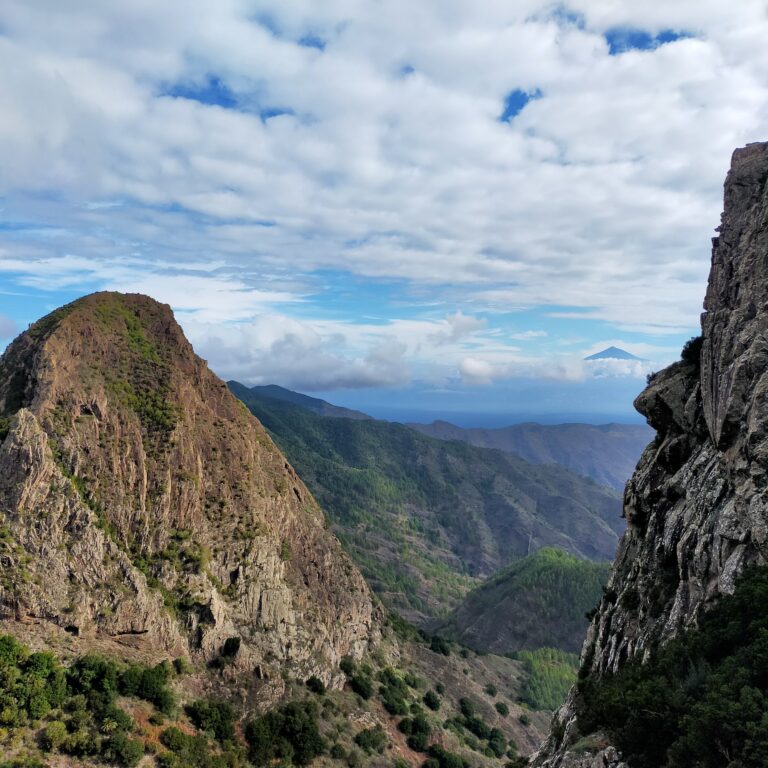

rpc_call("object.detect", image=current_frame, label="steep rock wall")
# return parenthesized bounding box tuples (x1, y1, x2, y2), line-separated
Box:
(534, 141, 768, 767)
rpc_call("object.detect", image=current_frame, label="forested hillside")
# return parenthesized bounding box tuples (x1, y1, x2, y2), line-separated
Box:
(231, 383, 622, 623)
(440, 548, 610, 654)
(410, 421, 652, 491)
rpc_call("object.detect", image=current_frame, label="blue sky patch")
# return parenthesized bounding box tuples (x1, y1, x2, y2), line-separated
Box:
(162, 75, 237, 108)
(604, 28, 690, 55)
(260, 106, 294, 122)
(500, 89, 542, 122)
(298, 34, 326, 51)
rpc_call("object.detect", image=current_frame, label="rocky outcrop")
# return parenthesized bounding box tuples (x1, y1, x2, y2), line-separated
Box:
(0, 293, 378, 701)
(534, 142, 768, 766)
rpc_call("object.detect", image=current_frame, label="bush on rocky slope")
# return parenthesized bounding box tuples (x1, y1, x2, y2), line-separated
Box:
(576, 565, 768, 768)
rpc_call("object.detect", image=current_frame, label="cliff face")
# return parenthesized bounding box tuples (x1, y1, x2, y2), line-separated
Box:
(0, 293, 377, 698)
(535, 141, 768, 767)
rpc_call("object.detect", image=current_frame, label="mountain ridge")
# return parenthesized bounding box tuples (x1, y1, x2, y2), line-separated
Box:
(0, 292, 377, 701)
(409, 420, 652, 491)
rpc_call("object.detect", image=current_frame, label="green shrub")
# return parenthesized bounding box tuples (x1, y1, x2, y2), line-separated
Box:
(186, 699, 235, 743)
(494, 701, 509, 717)
(426, 744, 470, 768)
(400, 713, 431, 752)
(487, 727, 507, 757)
(423, 690, 441, 711)
(40, 719, 68, 751)
(430, 636, 450, 656)
(330, 743, 347, 759)
(484, 683, 497, 697)
(173, 657, 191, 675)
(354, 725, 388, 754)
(245, 700, 325, 766)
(681, 335, 703, 366)
(349, 672, 374, 700)
(103, 732, 145, 767)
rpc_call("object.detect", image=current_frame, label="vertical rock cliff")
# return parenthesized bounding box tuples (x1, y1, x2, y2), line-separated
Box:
(534, 141, 768, 767)
(0, 293, 378, 700)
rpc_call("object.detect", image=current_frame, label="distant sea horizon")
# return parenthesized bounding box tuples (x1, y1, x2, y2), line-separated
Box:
(358, 407, 647, 429)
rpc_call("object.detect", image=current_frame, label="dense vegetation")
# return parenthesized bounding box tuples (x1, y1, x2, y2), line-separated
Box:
(0, 629, 537, 768)
(0, 635, 180, 767)
(444, 548, 610, 654)
(514, 648, 579, 711)
(231, 383, 621, 622)
(577, 565, 768, 767)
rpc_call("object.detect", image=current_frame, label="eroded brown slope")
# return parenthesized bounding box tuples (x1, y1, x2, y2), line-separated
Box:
(0, 292, 377, 699)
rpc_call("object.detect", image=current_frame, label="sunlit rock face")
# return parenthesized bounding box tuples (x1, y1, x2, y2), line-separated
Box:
(0, 292, 378, 705)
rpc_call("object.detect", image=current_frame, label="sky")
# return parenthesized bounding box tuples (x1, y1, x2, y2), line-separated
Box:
(1, 1, 767, 423)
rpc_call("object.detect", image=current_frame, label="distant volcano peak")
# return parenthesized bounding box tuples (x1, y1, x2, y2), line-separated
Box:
(584, 346, 643, 361)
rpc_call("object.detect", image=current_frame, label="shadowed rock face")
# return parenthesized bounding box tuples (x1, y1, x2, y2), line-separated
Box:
(534, 142, 768, 768)
(0, 293, 377, 701)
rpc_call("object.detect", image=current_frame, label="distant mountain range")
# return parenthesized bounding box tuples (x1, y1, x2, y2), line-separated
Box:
(230, 381, 623, 624)
(409, 420, 652, 491)
(584, 346, 645, 361)
(245, 384, 372, 420)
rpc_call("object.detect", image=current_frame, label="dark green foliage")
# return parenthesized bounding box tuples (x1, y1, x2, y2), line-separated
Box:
(330, 742, 347, 759)
(119, 661, 175, 713)
(186, 699, 236, 743)
(425, 744, 470, 768)
(435, 682, 445, 695)
(423, 690, 441, 711)
(306, 675, 326, 695)
(487, 727, 507, 757)
(354, 725, 388, 754)
(681, 335, 703, 366)
(399, 712, 431, 752)
(159, 726, 238, 768)
(0, 635, 189, 766)
(577, 565, 768, 768)
(377, 667, 410, 715)
(430, 636, 451, 656)
(494, 701, 509, 716)
(513, 647, 578, 710)
(245, 700, 325, 766)
(458, 697, 475, 719)
(350, 672, 374, 700)
(173, 656, 192, 675)
(338, 656, 374, 700)
(484, 683, 497, 696)
(102, 732, 145, 767)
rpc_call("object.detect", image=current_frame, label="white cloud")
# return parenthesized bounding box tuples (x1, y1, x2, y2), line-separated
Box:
(0, 0, 766, 389)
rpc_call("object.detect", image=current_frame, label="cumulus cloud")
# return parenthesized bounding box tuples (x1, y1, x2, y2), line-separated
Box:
(187, 314, 409, 390)
(0, 0, 765, 389)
